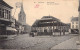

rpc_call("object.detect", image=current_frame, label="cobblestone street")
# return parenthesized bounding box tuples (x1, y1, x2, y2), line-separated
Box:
(0, 34, 78, 50)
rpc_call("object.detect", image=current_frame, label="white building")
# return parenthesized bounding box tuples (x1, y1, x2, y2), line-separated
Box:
(71, 16, 79, 34)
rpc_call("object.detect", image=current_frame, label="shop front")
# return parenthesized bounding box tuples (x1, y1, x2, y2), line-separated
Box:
(0, 18, 12, 35)
(6, 27, 17, 35)
(0, 25, 6, 35)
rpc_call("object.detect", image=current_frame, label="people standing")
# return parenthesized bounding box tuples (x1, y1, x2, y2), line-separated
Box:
(63, 29, 65, 35)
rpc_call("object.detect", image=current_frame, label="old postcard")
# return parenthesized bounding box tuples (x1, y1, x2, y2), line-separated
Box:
(0, 0, 80, 50)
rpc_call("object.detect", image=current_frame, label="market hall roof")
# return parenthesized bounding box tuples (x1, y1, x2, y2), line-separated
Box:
(32, 16, 68, 27)
(0, 0, 13, 9)
(41, 16, 60, 21)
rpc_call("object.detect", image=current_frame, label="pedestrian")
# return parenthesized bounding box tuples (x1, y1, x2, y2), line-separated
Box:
(63, 30, 65, 35)
(60, 30, 61, 36)
(53, 32, 55, 36)
(29, 32, 32, 36)
(32, 32, 34, 37)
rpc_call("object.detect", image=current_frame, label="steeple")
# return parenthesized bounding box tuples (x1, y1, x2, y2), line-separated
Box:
(18, 0, 26, 25)
(20, 0, 24, 12)
(19, 0, 25, 16)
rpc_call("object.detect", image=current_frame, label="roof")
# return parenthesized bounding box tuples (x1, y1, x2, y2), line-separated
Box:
(71, 17, 78, 21)
(0, 0, 13, 9)
(41, 16, 60, 21)
(32, 21, 68, 27)
(32, 20, 39, 27)
(32, 16, 68, 27)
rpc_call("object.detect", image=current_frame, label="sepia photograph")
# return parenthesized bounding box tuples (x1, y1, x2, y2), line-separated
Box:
(0, 0, 80, 50)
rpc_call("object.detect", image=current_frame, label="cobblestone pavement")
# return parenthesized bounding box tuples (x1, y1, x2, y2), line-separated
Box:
(51, 37, 79, 50)
(0, 34, 78, 50)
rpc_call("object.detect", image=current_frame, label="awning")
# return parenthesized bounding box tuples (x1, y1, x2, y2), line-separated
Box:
(6, 27, 17, 31)
(0, 18, 13, 26)
(0, 18, 12, 23)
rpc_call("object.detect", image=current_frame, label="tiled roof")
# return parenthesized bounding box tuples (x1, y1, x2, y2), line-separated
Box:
(41, 16, 60, 21)
(32, 16, 62, 27)
(32, 20, 39, 27)
(71, 17, 78, 21)
(0, 0, 13, 9)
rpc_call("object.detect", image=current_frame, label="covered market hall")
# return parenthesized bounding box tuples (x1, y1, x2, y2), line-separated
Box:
(32, 16, 70, 36)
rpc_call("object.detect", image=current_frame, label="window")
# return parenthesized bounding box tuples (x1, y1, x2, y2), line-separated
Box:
(72, 25, 74, 29)
(76, 25, 78, 29)
(4, 9, 6, 18)
(2, 9, 4, 18)
(9, 11, 11, 19)
(5, 10, 7, 19)
(76, 22, 78, 24)
(7, 10, 8, 19)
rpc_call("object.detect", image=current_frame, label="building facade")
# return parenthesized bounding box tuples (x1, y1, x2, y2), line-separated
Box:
(71, 17, 79, 34)
(32, 16, 70, 35)
(0, 0, 13, 35)
(6, 17, 17, 35)
(15, 20, 24, 34)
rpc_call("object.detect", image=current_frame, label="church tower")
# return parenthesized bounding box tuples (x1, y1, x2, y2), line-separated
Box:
(18, 1, 26, 25)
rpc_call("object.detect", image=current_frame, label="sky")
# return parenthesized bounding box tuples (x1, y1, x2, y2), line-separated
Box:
(4, 0, 79, 26)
